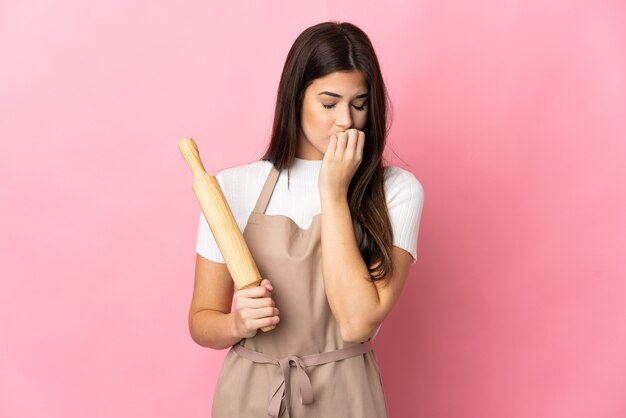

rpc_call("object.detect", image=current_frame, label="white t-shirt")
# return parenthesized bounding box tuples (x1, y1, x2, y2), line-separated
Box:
(196, 157, 424, 265)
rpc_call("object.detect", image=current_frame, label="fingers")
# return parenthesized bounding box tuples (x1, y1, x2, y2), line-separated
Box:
(241, 296, 275, 309)
(344, 129, 357, 157)
(336, 131, 348, 156)
(240, 281, 272, 298)
(355, 130, 364, 161)
(233, 278, 280, 338)
(235, 279, 277, 310)
(260, 278, 273, 291)
(247, 316, 281, 330)
(240, 305, 279, 320)
(332, 129, 363, 160)
(325, 135, 338, 160)
(234, 306, 280, 338)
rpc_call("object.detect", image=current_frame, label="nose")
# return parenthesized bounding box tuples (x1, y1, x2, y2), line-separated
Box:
(335, 104, 353, 129)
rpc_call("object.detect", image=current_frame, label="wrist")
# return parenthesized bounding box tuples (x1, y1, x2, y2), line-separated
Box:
(320, 189, 347, 204)
(228, 311, 244, 340)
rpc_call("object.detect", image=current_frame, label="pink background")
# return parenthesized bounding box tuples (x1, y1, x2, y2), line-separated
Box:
(1, 1, 625, 417)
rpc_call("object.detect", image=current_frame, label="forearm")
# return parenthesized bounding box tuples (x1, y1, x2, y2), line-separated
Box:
(320, 194, 380, 341)
(189, 310, 242, 350)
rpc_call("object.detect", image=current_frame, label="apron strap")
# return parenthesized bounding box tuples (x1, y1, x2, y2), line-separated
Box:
(233, 340, 374, 418)
(253, 164, 280, 214)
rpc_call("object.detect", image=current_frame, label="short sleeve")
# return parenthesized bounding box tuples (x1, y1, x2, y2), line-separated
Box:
(195, 171, 226, 263)
(385, 167, 425, 264)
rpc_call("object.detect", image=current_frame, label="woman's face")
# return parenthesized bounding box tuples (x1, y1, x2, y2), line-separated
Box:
(297, 70, 369, 160)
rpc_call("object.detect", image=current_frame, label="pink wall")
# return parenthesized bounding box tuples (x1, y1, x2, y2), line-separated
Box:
(1, 1, 625, 417)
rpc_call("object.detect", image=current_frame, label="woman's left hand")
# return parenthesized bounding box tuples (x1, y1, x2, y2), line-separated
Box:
(319, 128, 365, 200)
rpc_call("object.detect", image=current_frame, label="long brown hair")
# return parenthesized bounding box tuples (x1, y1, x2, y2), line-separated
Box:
(261, 21, 395, 282)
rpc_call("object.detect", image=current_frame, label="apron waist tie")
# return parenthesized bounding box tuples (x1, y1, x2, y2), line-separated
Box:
(232, 340, 373, 418)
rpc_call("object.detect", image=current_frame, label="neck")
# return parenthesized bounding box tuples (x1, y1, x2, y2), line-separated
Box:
(287, 157, 323, 183)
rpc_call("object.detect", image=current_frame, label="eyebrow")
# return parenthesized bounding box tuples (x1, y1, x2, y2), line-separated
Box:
(318, 91, 370, 99)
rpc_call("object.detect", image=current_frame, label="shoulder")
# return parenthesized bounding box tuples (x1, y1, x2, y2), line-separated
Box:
(215, 159, 273, 186)
(383, 165, 424, 206)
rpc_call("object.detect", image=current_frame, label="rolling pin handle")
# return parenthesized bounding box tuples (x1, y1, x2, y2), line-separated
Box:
(178, 137, 207, 181)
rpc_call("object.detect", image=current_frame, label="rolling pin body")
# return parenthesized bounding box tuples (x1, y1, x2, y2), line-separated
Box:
(179, 137, 275, 332)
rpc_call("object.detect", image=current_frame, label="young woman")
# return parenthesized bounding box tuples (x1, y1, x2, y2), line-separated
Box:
(189, 21, 424, 418)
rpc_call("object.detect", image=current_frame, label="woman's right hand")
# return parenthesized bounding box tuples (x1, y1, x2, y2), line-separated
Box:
(233, 278, 280, 339)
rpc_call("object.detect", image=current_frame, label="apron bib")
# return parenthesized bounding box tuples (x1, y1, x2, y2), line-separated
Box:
(211, 164, 388, 418)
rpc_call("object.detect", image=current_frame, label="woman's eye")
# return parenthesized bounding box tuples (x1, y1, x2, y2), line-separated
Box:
(322, 103, 368, 111)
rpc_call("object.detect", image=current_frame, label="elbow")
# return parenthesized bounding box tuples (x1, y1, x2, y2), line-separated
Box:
(188, 310, 238, 350)
(188, 312, 213, 349)
(340, 320, 376, 344)
(188, 313, 204, 346)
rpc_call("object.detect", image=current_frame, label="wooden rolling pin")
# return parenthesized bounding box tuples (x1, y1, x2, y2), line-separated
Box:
(179, 137, 275, 332)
